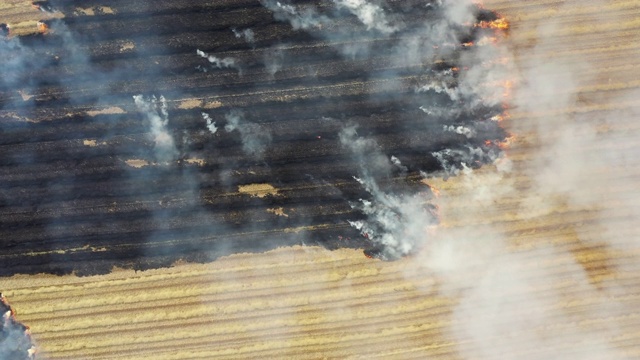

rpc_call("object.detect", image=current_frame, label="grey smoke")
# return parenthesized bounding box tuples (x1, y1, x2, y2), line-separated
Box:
(347, 176, 435, 259)
(263, 44, 286, 78)
(224, 111, 272, 159)
(0, 37, 35, 90)
(443, 125, 475, 138)
(404, 1, 640, 359)
(133, 95, 178, 163)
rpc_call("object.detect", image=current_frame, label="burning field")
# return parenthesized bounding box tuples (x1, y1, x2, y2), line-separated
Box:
(0, 0, 510, 275)
(3, 0, 640, 359)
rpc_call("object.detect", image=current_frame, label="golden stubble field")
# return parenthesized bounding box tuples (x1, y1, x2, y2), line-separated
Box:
(3, 0, 640, 359)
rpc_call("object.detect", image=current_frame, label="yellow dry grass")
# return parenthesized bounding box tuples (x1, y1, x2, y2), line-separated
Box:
(237, 183, 279, 198)
(3, 1, 640, 359)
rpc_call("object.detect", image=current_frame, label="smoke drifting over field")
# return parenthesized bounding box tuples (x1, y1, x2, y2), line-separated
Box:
(0, 294, 35, 360)
(402, 0, 640, 358)
(133, 95, 178, 163)
(0, 0, 510, 277)
(3, 0, 640, 359)
(262, 0, 510, 257)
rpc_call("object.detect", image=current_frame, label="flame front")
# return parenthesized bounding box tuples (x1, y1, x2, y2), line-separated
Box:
(37, 21, 48, 34)
(476, 18, 510, 31)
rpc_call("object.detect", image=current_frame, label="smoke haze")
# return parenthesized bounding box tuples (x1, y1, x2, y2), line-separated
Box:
(2, 0, 640, 358)
(402, 0, 640, 358)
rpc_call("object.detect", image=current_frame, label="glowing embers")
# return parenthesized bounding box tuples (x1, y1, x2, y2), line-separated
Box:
(0, 293, 36, 360)
(484, 133, 516, 151)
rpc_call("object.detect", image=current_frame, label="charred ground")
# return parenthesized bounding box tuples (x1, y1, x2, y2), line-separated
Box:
(0, 0, 508, 276)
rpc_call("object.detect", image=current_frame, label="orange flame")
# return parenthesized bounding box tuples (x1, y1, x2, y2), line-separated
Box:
(37, 21, 49, 34)
(497, 134, 516, 150)
(462, 41, 474, 47)
(476, 18, 510, 31)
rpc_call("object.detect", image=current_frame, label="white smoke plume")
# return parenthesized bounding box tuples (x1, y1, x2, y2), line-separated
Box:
(443, 0, 475, 25)
(389, 155, 407, 173)
(133, 95, 178, 163)
(232, 28, 256, 45)
(201, 112, 217, 134)
(224, 111, 272, 159)
(261, 1, 330, 31)
(332, 0, 397, 34)
(196, 49, 241, 73)
(339, 126, 436, 258)
(417, 80, 461, 102)
(443, 124, 475, 138)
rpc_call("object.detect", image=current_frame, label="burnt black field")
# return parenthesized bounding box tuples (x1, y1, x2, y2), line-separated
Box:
(0, 0, 508, 276)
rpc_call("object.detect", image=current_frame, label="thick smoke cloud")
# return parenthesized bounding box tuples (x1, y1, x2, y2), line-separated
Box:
(265, 0, 640, 358)
(0, 21, 85, 108)
(4, 0, 638, 358)
(202, 112, 218, 134)
(401, 0, 640, 358)
(332, 0, 398, 34)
